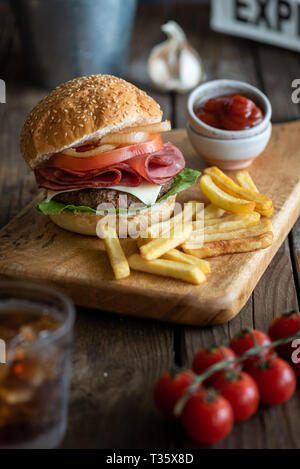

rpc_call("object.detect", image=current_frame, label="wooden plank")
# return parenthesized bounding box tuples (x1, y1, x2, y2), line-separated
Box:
(61, 309, 175, 448)
(290, 218, 300, 302)
(0, 124, 299, 326)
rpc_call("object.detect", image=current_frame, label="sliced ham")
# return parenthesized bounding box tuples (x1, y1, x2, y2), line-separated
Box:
(35, 143, 185, 190)
(128, 142, 185, 184)
(35, 163, 142, 191)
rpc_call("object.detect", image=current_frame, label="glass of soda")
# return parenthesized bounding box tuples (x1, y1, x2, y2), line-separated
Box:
(0, 281, 75, 449)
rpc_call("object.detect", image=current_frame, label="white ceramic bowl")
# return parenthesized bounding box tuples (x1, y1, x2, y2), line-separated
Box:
(187, 79, 272, 139)
(186, 79, 272, 169)
(187, 122, 272, 170)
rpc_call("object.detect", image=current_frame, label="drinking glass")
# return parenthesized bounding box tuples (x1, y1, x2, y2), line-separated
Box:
(0, 281, 75, 449)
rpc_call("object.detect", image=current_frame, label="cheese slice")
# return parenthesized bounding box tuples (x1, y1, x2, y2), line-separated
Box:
(45, 181, 162, 206)
(106, 182, 162, 205)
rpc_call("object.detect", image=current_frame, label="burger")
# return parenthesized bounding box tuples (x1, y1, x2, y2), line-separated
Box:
(20, 75, 200, 236)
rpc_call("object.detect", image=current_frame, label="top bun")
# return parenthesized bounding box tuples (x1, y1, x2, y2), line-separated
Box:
(21, 75, 163, 169)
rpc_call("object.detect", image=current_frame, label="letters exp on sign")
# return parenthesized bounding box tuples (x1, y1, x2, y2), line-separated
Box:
(211, 0, 300, 52)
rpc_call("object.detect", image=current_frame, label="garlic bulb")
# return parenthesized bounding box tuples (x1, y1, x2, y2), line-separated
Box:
(148, 21, 204, 93)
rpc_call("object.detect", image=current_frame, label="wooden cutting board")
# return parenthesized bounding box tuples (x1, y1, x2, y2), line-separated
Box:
(0, 123, 300, 326)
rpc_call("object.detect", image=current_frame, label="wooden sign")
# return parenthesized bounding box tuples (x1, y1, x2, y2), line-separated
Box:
(211, 0, 300, 52)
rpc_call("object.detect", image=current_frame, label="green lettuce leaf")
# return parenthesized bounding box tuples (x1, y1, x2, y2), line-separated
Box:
(157, 168, 201, 202)
(35, 168, 201, 216)
(36, 200, 97, 215)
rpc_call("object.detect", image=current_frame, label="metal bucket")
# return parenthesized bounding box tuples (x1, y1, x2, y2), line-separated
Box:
(10, 0, 137, 89)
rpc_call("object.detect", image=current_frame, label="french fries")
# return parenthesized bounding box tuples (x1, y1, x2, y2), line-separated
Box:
(186, 213, 261, 249)
(101, 167, 274, 286)
(204, 204, 225, 219)
(183, 220, 272, 249)
(137, 235, 151, 248)
(236, 171, 274, 217)
(102, 225, 130, 279)
(162, 249, 211, 274)
(204, 167, 272, 212)
(200, 212, 261, 234)
(203, 213, 258, 227)
(257, 206, 274, 217)
(200, 175, 255, 214)
(209, 219, 270, 243)
(236, 171, 258, 192)
(185, 200, 205, 221)
(183, 232, 273, 258)
(128, 254, 206, 285)
(256, 206, 274, 217)
(148, 200, 203, 238)
(140, 223, 193, 260)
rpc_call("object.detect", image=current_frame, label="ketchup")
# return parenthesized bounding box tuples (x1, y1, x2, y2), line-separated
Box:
(194, 94, 264, 131)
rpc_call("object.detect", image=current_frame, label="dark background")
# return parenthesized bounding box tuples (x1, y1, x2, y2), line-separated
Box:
(0, 0, 300, 450)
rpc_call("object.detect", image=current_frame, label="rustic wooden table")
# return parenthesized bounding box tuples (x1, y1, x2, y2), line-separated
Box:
(0, 3, 300, 449)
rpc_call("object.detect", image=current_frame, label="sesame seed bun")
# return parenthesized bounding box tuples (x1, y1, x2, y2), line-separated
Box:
(49, 195, 176, 236)
(20, 74, 163, 170)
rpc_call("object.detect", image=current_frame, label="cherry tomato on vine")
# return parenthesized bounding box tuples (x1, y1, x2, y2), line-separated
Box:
(230, 329, 273, 369)
(212, 370, 260, 422)
(268, 310, 300, 360)
(181, 389, 234, 445)
(154, 370, 198, 419)
(192, 346, 237, 386)
(247, 357, 296, 405)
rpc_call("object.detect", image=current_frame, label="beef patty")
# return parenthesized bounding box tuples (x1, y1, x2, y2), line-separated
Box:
(54, 179, 174, 209)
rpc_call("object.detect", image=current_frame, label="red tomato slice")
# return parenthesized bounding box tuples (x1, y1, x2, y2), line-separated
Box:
(52, 134, 164, 172)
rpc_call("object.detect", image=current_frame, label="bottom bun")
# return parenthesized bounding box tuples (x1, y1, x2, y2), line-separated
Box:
(49, 196, 177, 237)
